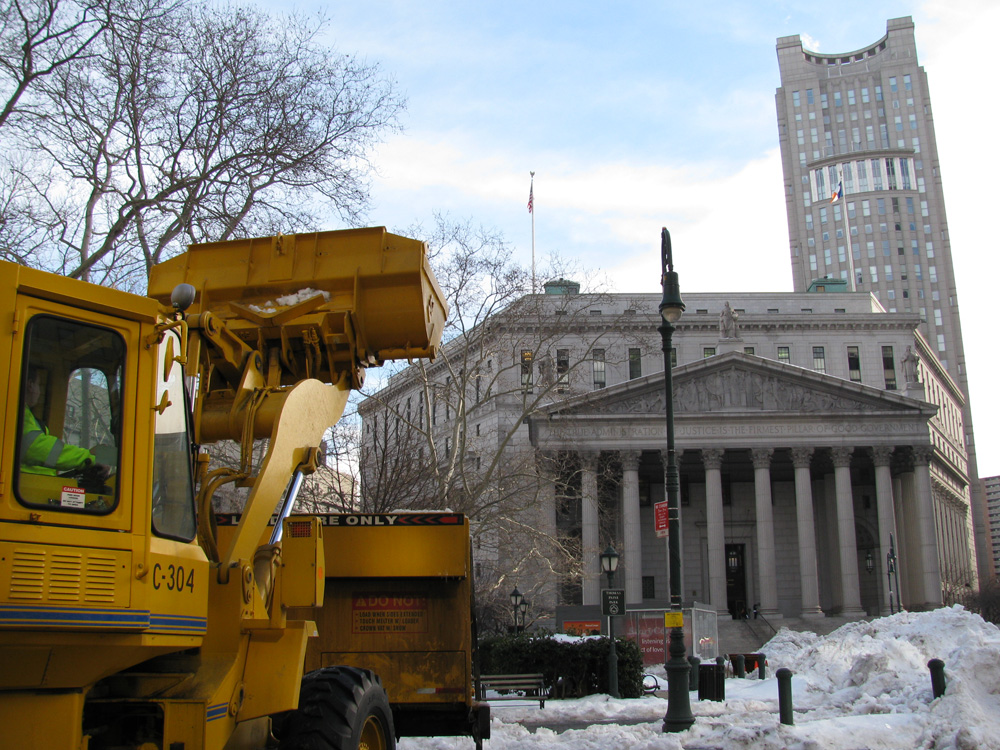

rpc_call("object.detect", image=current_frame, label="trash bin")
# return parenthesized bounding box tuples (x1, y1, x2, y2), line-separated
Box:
(697, 663, 725, 701)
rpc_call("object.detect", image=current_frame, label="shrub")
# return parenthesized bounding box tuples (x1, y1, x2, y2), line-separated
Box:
(478, 631, 643, 698)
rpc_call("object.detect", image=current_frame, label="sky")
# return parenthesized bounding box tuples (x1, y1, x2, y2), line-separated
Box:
(397, 606, 1000, 749)
(289, 0, 1000, 476)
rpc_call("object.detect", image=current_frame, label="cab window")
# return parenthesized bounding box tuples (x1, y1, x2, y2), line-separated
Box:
(151, 329, 197, 541)
(15, 315, 124, 514)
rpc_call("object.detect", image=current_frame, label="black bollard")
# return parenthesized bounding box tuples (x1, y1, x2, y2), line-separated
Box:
(715, 657, 726, 701)
(928, 658, 946, 698)
(734, 654, 745, 678)
(688, 656, 701, 693)
(758, 653, 767, 680)
(776, 668, 794, 725)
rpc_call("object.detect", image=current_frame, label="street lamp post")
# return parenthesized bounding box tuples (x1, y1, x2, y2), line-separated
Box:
(600, 544, 620, 699)
(519, 600, 529, 632)
(510, 587, 523, 633)
(658, 228, 695, 733)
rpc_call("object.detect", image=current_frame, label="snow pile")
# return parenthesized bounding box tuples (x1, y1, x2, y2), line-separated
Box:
(399, 605, 1000, 749)
(761, 605, 1000, 749)
(248, 288, 330, 313)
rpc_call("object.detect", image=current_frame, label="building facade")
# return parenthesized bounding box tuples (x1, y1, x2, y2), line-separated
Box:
(775, 17, 990, 581)
(985, 475, 1000, 578)
(360, 288, 977, 623)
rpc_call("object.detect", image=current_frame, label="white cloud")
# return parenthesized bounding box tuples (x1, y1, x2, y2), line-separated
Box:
(800, 33, 821, 51)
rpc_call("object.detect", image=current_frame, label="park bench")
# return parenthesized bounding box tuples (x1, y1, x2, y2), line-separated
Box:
(478, 673, 547, 708)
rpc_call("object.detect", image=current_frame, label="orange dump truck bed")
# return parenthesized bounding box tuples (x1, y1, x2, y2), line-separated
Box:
(215, 512, 488, 745)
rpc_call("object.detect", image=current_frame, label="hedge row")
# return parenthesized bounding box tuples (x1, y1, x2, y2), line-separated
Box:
(478, 632, 644, 699)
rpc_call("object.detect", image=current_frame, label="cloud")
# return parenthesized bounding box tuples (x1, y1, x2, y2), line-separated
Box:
(800, 33, 821, 51)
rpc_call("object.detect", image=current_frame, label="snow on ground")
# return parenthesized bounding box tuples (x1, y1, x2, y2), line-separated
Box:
(399, 606, 1000, 750)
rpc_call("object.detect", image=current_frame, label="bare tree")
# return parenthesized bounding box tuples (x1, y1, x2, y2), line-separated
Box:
(355, 215, 643, 626)
(1, 0, 403, 285)
(0, 0, 110, 129)
(296, 421, 361, 514)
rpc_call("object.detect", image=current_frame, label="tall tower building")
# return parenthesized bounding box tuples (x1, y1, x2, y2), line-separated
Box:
(775, 17, 992, 581)
(985, 476, 1000, 578)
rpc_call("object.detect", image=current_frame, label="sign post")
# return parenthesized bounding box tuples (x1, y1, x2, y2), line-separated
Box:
(601, 588, 625, 698)
(601, 589, 626, 617)
(654, 500, 670, 538)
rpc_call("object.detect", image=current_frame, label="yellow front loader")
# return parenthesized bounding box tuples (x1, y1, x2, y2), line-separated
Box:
(0, 228, 446, 750)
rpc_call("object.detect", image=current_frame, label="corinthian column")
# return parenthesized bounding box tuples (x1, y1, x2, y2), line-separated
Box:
(752, 448, 780, 619)
(621, 450, 642, 604)
(703, 448, 727, 614)
(581, 452, 600, 606)
(912, 445, 943, 608)
(832, 447, 864, 616)
(872, 446, 898, 615)
(791, 447, 823, 618)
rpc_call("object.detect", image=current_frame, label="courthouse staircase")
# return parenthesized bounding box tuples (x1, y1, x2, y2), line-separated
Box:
(715, 613, 861, 658)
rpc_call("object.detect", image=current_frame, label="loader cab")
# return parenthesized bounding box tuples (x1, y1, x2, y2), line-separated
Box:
(11, 309, 197, 541)
(15, 315, 125, 514)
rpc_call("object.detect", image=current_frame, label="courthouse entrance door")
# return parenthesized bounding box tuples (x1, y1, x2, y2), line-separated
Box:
(726, 543, 748, 620)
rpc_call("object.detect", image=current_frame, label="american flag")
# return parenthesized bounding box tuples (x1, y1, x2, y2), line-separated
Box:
(527, 183, 533, 214)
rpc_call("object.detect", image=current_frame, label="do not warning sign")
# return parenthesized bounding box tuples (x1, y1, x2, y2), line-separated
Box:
(352, 593, 428, 634)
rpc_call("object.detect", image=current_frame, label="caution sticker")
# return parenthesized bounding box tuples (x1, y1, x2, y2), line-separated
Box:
(62, 486, 86, 508)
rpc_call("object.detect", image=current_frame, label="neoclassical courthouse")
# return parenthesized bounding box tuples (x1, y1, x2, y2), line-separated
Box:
(361, 284, 977, 622)
(362, 16, 988, 624)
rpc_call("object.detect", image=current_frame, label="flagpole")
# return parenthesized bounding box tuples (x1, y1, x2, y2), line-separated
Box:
(529, 171, 536, 293)
(834, 171, 857, 291)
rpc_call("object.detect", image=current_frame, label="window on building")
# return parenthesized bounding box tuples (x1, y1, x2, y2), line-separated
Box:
(628, 348, 642, 380)
(670, 348, 677, 368)
(557, 349, 569, 393)
(520, 350, 533, 394)
(592, 349, 606, 389)
(813, 346, 826, 373)
(642, 576, 656, 600)
(744, 347, 755, 356)
(703, 347, 716, 358)
(777, 346, 790, 363)
(882, 346, 897, 390)
(847, 346, 862, 382)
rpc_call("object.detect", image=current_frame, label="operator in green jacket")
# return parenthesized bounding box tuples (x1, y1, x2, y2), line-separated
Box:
(21, 366, 100, 476)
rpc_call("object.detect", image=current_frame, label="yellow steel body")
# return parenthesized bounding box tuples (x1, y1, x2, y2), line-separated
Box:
(216, 514, 478, 720)
(0, 227, 446, 749)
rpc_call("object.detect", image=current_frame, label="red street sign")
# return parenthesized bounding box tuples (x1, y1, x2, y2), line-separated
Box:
(654, 501, 669, 538)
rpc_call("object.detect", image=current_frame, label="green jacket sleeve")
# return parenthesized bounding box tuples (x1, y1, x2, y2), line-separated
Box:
(21, 409, 96, 473)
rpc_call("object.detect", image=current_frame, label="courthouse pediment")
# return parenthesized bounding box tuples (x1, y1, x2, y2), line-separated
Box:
(539, 351, 933, 419)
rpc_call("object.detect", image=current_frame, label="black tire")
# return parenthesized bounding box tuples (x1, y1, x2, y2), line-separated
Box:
(280, 667, 395, 750)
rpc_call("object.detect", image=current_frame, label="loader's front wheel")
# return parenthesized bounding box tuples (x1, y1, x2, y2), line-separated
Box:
(279, 667, 395, 750)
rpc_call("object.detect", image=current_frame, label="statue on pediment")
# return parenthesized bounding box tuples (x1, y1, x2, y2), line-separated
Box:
(719, 302, 739, 339)
(902, 346, 920, 384)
